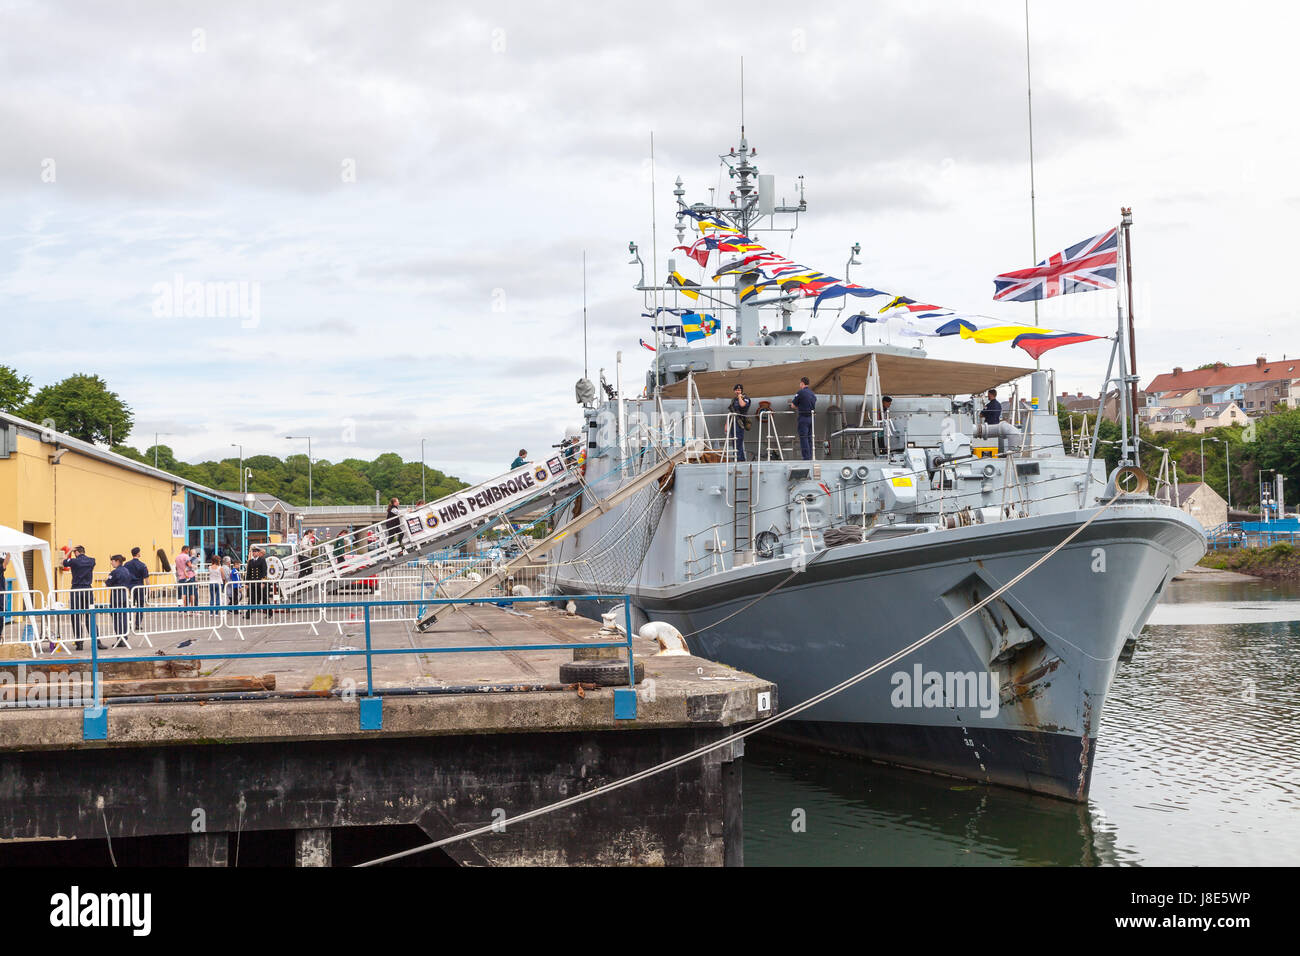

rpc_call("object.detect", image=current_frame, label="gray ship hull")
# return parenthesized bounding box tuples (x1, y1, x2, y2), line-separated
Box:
(558, 500, 1205, 801)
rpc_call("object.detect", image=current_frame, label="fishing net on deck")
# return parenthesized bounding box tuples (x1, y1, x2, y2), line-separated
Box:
(548, 481, 669, 595)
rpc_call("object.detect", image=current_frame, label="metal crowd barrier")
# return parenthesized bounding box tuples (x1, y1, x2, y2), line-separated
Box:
(7, 560, 559, 655)
(2, 594, 639, 736)
(0, 588, 45, 648)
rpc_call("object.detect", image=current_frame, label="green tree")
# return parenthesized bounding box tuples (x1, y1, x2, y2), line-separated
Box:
(0, 365, 33, 413)
(21, 373, 133, 445)
(1240, 408, 1300, 509)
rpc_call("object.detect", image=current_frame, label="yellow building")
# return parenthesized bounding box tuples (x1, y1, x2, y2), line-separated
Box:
(0, 411, 268, 595)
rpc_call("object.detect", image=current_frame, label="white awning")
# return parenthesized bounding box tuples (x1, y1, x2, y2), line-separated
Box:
(0, 524, 54, 596)
(658, 350, 1032, 400)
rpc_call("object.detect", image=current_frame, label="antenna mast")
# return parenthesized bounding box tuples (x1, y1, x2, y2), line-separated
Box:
(650, 131, 661, 360)
(1024, 1, 1040, 335)
(582, 249, 588, 380)
(740, 56, 745, 138)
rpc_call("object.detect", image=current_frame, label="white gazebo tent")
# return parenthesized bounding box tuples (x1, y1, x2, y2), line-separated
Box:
(0, 524, 53, 609)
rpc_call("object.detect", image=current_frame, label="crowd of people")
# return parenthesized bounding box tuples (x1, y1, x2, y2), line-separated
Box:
(31, 459, 580, 648)
(167, 543, 277, 617)
(45, 539, 280, 648)
(57, 545, 151, 650)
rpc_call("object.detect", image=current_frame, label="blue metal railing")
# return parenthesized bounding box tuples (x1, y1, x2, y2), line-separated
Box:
(1, 593, 638, 737)
(1204, 521, 1300, 550)
(1206, 522, 1243, 550)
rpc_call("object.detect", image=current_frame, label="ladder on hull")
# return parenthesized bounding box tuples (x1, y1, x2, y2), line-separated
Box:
(414, 448, 686, 630)
(730, 462, 755, 563)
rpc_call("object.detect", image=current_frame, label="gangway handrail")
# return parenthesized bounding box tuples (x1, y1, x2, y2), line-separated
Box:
(415, 447, 689, 630)
(277, 454, 581, 595)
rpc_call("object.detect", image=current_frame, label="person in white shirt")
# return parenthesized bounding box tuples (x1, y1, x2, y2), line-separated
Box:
(207, 555, 229, 610)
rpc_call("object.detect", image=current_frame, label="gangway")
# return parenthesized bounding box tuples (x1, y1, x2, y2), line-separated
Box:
(414, 447, 687, 631)
(275, 453, 582, 596)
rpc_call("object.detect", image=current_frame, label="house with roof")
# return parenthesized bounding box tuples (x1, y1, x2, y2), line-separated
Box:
(1146, 356, 1298, 418)
(1098, 387, 1149, 423)
(1201, 383, 1245, 405)
(1057, 391, 1099, 414)
(1173, 481, 1227, 530)
(1243, 380, 1291, 415)
(1148, 400, 1247, 434)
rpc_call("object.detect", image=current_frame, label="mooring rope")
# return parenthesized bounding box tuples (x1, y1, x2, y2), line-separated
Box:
(356, 490, 1124, 866)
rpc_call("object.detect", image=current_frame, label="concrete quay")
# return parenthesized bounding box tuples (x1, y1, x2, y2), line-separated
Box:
(0, 603, 774, 866)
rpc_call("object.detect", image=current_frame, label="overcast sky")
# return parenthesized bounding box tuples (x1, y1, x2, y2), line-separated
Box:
(3, 1, 1297, 483)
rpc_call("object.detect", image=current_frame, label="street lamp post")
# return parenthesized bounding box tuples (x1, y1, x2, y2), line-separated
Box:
(1224, 441, 1231, 512)
(285, 435, 313, 507)
(230, 444, 243, 493)
(1199, 436, 1219, 488)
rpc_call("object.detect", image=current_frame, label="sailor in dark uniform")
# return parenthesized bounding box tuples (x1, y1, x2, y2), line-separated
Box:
(124, 547, 150, 630)
(729, 384, 751, 461)
(789, 376, 817, 460)
(105, 554, 132, 647)
(244, 546, 270, 617)
(981, 389, 1003, 425)
(62, 545, 100, 650)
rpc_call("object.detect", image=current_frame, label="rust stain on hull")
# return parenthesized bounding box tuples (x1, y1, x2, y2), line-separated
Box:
(1075, 698, 1095, 801)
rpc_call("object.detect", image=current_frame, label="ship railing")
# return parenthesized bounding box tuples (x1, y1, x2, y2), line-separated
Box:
(3, 593, 640, 733)
(683, 524, 729, 581)
(683, 409, 818, 462)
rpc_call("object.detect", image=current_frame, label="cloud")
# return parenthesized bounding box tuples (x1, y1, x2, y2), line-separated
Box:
(2, 0, 1296, 475)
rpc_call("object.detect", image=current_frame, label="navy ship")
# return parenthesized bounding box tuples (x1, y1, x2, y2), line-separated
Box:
(549, 130, 1205, 801)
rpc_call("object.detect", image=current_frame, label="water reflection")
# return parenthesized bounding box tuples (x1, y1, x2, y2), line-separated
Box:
(745, 576, 1300, 866)
(744, 740, 1132, 866)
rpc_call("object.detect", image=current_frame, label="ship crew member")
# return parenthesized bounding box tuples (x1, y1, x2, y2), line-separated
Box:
(729, 383, 751, 462)
(125, 547, 150, 630)
(511, 449, 527, 469)
(878, 395, 894, 455)
(245, 546, 270, 617)
(62, 545, 99, 651)
(105, 554, 133, 647)
(561, 431, 580, 467)
(980, 389, 1002, 426)
(789, 376, 817, 460)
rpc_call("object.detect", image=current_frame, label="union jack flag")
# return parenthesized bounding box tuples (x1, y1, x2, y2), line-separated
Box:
(992, 227, 1118, 302)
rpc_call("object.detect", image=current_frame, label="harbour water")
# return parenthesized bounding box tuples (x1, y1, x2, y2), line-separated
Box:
(743, 576, 1300, 866)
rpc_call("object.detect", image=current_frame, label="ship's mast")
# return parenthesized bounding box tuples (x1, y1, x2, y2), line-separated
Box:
(632, 120, 809, 390)
(665, 130, 807, 346)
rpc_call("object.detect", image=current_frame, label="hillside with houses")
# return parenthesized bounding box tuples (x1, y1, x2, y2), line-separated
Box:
(1050, 355, 1300, 527)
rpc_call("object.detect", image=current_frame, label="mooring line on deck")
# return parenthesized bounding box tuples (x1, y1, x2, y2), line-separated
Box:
(356, 491, 1124, 867)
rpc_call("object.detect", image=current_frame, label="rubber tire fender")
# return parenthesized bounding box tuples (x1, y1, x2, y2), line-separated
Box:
(559, 659, 645, 686)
